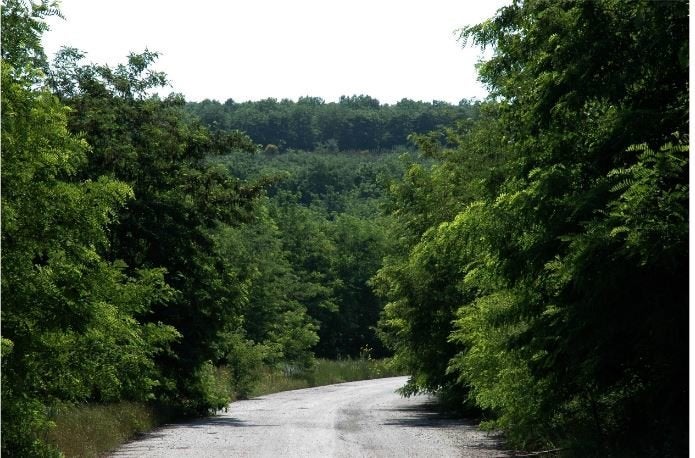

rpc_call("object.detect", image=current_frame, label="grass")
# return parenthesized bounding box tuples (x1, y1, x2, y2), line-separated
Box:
(47, 358, 404, 457)
(46, 401, 158, 458)
(252, 357, 404, 396)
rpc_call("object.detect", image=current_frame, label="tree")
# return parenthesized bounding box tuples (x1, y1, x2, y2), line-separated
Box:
(373, 105, 508, 400)
(454, 1, 688, 452)
(48, 48, 268, 415)
(1, 4, 177, 453)
(1, 0, 55, 75)
(185, 94, 472, 152)
(213, 200, 319, 371)
(378, 0, 688, 453)
(213, 149, 404, 359)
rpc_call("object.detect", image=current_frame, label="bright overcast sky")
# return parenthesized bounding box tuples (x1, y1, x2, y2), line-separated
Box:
(42, 1, 509, 105)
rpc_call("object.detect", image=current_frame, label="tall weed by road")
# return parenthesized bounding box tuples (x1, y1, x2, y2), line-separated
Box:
(47, 402, 157, 458)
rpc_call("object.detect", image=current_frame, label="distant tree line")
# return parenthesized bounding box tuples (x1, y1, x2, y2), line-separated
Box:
(186, 95, 479, 152)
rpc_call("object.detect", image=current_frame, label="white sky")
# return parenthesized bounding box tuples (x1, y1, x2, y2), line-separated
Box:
(42, 0, 509, 105)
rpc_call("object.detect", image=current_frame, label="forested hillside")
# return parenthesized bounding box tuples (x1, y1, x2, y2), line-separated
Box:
(211, 149, 410, 359)
(2, 0, 688, 456)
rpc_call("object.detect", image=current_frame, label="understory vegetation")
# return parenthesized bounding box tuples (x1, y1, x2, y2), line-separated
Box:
(250, 356, 403, 397)
(2, 0, 687, 457)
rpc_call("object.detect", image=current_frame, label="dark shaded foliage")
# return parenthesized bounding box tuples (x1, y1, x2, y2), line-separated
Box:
(378, 0, 688, 455)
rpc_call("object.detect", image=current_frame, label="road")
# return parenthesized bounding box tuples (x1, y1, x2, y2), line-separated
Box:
(110, 376, 508, 457)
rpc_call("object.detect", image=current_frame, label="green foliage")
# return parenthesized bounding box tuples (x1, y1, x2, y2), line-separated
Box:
(378, 0, 688, 455)
(186, 95, 479, 152)
(1, 25, 177, 456)
(2, 3, 332, 454)
(450, 291, 552, 449)
(324, 214, 390, 357)
(214, 150, 405, 359)
(1, 0, 59, 76)
(444, 139, 689, 454)
(213, 204, 318, 370)
(373, 108, 508, 400)
(45, 48, 269, 417)
(7, 0, 686, 455)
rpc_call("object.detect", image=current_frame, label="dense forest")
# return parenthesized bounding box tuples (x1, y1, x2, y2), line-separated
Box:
(210, 149, 410, 359)
(1, 0, 688, 456)
(373, 1, 688, 455)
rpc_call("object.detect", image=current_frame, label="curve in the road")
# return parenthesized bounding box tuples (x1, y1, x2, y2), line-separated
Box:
(110, 376, 508, 457)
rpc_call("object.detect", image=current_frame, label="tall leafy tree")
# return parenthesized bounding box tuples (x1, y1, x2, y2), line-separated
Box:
(454, 1, 688, 453)
(48, 47, 266, 415)
(377, 0, 688, 454)
(213, 200, 319, 372)
(1, 2, 177, 454)
(373, 107, 508, 399)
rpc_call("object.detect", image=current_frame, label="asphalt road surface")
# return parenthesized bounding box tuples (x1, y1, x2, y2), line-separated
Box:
(110, 376, 508, 457)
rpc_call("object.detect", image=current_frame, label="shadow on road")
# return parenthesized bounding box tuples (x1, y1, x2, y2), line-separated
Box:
(381, 412, 479, 429)
(379, 402, 479, 429)
(130, 416, 278, 440)
(379, 401, 510, 456)
(183, 416, 279, 428)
